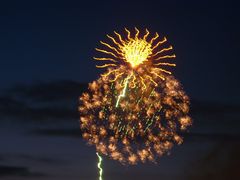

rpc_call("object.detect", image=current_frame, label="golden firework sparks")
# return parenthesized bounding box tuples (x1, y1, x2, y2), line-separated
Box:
(79, 28, 192, 166)
(95, 28, 176, 89)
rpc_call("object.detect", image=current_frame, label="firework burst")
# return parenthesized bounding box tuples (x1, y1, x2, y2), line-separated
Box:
(79, 28, 192, 165)
(94, 28, 176, 87)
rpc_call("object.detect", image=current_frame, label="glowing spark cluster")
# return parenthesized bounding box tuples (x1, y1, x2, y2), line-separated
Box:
(122, 37, 152, 67)
(79, 28, 192, 165)
(94, 27, 176, 82)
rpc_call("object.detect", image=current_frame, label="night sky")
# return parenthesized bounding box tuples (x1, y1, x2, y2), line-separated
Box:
(0, 0, 240, 180)
(0, 0, 239, 102)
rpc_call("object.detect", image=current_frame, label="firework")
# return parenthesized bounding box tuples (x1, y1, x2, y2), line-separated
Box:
(79, 28, 192, 165)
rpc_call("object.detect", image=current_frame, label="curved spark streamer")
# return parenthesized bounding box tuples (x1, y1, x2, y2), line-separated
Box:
(100, 41, 123, 55)
(107, 34, 123, 48)
(96, 64, 117, 68)
(125, 28, 131, 40)
(154, 62, 176, 66)
(95, 48, 120, 58)
(155, 54, 176, 61)
(151, 37, 167, 51)
(93, 57, 117, 63)
(143, 29, 150, 40)
(135, 27, 140, 39)
(109, 72, 124, 82)
(152, 46, 173, 57)
(114, 31, 125, 44)
(150, 33, 159, 44)
(101, 69, 118, 77)
(150, 71, 165, 80)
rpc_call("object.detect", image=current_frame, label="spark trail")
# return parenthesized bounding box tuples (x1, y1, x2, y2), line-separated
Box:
(96, 152, 103, 180)
(115, 75, 131, 107)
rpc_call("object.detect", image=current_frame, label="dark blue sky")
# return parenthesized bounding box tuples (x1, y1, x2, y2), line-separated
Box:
(0, 1, 240, 179)
(0, 0, 239, 103)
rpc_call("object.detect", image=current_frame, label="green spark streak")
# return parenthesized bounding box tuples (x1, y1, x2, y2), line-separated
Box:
(96, 152, 103, 180)
(115, 76, 130, 107)
(136, 96, 142, 105)
(148, 88, 155, 99)
(144, 113, 157, 132)
(111, 82, 114, 89)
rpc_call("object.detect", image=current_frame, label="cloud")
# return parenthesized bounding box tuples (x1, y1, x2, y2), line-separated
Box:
(0, 156, 4, 162)
(5, 153, 66, 165)
(190, 100, 240, 115)
(27, 127, 240, 145)
(0, 80, 239, 123)
(0, 80, 87, 121)
(29, 128, 81, 138)
(0, 96, 77, 121)
(0, 165, 45, 177)
(181, 132, 240, 142)
(186, 142, 240, 180)
(8, 80, 88, 102)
